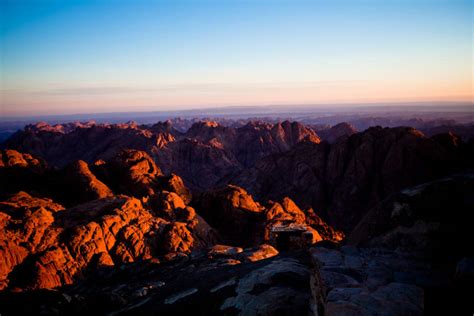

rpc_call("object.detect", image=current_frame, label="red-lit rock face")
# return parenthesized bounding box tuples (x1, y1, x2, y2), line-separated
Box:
(195, 185, 343, 247)
(0, 191, 217, 290)
(3, 120, 320, 190)
(0, 149, 45, 170)
(0, 148, 342, 292)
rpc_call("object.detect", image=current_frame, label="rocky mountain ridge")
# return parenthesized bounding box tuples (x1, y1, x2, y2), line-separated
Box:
(0, 119, 473, 315)
(0, 148, 341, 293)
(3, 120, 319, 190)
(231, 126, 473, 231)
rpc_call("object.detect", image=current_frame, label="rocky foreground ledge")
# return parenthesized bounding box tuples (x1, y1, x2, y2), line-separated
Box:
(311, 246, 425, 315)
(311, 172, 474, 316)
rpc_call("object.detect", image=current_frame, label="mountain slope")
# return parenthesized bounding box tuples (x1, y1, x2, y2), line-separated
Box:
(231, 126, 473, 231)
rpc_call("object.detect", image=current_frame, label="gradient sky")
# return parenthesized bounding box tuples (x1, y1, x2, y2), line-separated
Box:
(0, 0, 472, 116)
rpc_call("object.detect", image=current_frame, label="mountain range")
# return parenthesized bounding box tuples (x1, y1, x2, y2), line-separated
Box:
(0, 118, 473, 315)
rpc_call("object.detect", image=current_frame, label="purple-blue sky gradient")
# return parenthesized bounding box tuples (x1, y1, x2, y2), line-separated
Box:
(0, 0, 472, 116)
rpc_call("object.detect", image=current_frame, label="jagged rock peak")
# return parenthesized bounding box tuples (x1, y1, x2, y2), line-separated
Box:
(316, 122, 357, 143)
(188, 120, 221, 131)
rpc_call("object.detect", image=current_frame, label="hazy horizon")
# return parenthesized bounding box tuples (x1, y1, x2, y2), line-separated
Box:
(0, 100, 472, 120)
(1, 0, 473, 116)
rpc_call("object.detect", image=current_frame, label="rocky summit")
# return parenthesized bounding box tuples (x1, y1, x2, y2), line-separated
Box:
(0, 120, 473, 315)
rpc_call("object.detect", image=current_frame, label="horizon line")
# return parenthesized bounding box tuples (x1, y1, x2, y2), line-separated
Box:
(0, 99, 474, 121)
(1, 100, 473, 121)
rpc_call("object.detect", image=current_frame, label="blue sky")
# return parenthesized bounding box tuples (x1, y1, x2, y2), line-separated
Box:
(0, 0, 472, 115)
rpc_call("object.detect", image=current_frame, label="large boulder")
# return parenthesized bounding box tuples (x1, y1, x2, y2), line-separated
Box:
(0, 192, 65, 289)
(157, 173, 192, 204)
(54, 160, 113, 205)
(195, 185, 265, 246)
(104, 149, 163, 197)
(0, 150, 47, 197)
(0, 150, 45, 170)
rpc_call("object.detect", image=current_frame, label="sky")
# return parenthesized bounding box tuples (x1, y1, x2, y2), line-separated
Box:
(0, 0, 472, 116)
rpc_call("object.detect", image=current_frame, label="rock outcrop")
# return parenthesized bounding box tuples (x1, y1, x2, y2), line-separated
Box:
(421, 122, 474, 141)
(3, 122, 174, 168)
(104, 149, 163, 197)
(3, 148, 337, 294)
(156, 138, 241, 191)
(195, 185, 343, 247)
(314, 122, 357, 143)
(157, 173, 192, 204)
(0, 149, 45, 170)
(3, 120, 320, 190)
(310, 246, 424, 315)
(0, 192, 65, 290)
(54, 160, 113, 205)
(348, 172, 474, 258)
(0, 192, 218, 291)
(310, 173, 474, 315)
(195, 185, 267, 246)
(0, 149, 47, 197)
(232, 126, 473, 231)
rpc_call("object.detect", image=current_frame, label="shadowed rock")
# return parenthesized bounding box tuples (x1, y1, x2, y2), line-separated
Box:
(106, 149, 163, 197)
(232, 126, 473, 231)
(55, 160, 113, 205)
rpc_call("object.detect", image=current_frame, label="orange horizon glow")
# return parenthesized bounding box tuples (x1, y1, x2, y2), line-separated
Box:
(2, 79, 472, 116)
(1, 1, 472, 116)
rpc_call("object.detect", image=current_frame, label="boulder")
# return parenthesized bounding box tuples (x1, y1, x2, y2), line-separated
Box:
(195, 185, 264, 246)
(107, 150, 163, 197)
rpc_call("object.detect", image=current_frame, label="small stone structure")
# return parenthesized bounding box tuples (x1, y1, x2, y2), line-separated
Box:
(269, 223, 314, 251)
